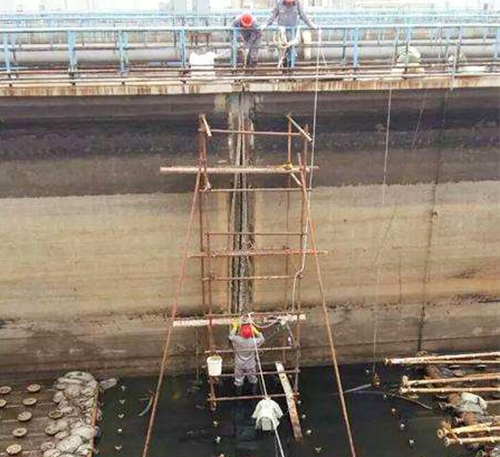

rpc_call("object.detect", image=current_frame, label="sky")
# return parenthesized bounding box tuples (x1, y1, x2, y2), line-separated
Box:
(0, 0, 492, 11)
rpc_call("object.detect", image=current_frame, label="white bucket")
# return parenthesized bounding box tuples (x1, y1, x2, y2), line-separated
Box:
(207, 355, 223, 377)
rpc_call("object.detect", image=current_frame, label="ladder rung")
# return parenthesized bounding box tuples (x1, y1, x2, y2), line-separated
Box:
(202, 275, 298, 282)
(201, 128, 303, 137)
(204, 310, 304, 319)
(206, 231, 303, 236)
(160, 165, 318, 175)
(205, 346, 296, 355)
(209, 393, 296, 402)
(189, 248, 326, 258)
(209, 369, 299, 378)
(203, 188, 312, 193)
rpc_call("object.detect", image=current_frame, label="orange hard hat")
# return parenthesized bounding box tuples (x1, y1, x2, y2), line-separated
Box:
(284, 0, 295, 3)
(240, 13, 254, 28)
(240, 324, 253, 339)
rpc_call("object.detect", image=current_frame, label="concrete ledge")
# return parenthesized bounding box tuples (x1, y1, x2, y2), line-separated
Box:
(1, 73, 500, 97)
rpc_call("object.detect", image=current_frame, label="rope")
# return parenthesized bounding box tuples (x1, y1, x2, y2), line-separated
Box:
(290, 27, 322, 312)
(371, 84, 393, 373)
(247, 313, 287, 457)
(287, 28, 358, 457)
(141, 171, 202, 457)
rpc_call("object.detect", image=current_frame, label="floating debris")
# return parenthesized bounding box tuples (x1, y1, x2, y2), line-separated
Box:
(12, 427, 28, 438)
(23, 397, 38, 406)
(0, 386, 12, 395)
(17, 411, 33, 422)
(100, 378, 118, 391)
(48, 410, 64, 420)
(40, 442, 55, 452)
(6, 444, 22, 455)
(27, 383, 42, 393)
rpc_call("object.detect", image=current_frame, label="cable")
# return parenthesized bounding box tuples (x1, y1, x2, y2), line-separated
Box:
(290, 26, 322, 312)
(372, 84, 393, 373)
(287, 28, 358, 457)
(247, 313, 287, 457)
(141, 171, 202, 457)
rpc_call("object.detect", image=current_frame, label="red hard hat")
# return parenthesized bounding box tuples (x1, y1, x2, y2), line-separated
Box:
(240, 324, 253, 339)
(240, 13, 253, 28)
(284, 0, 295, 3)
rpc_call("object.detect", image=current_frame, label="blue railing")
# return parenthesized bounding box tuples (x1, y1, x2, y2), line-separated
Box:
(1, 23, 499, 74)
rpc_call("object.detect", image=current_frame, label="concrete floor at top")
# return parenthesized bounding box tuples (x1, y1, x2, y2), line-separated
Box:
(0, 87, 499, 375)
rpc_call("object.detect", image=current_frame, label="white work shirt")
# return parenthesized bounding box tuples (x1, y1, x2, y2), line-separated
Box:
(252, 398, 284, 431)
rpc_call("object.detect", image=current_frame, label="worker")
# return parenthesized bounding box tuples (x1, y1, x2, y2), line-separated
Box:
(229, 319, 265, 396)
(262, 0, 318, 68)
(232, 12, 262, 68)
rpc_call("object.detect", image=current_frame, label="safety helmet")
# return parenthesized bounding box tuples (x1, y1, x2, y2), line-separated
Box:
(284, 0, 295, 3)
(240, 12, 254, 28)
(240, 324, 253, 339)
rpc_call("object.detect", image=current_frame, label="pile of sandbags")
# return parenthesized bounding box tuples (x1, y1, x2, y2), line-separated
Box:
(41, 371, 100, 457)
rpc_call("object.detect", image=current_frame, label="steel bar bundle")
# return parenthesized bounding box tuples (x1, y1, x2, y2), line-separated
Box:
(386, 351, 500, 366)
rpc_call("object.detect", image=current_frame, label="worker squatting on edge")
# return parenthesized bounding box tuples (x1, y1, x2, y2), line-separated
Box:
(233, 0, 317, 68)
(232, 13, 262, 67)
(228, 319, 265, 396)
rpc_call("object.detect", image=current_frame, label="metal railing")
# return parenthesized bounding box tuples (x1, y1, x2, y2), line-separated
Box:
(1, 23, 499, 76)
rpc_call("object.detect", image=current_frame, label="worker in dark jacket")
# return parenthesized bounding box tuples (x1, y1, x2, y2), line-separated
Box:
(233, 12, 262, 67)
(263, 0, 317, 68)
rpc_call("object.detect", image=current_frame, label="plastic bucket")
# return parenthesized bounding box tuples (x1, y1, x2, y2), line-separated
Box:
(207, 355, 223, 377)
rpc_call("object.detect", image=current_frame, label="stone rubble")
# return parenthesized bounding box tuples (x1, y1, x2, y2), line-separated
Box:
(42, 372, 101, 457)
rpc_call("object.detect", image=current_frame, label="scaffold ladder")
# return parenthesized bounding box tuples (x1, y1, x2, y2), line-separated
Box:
(159, 114, 319, 440)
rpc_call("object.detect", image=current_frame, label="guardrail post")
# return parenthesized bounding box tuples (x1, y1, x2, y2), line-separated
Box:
(67, 30, 77, 74)
(231, 28, 238, 68)
(351, 27, 359, 68)
(179, 28, 186, 68)
(118, 30, 128, 74)
(494, 27, 500, 63)
(2, 33, 11, 73)
(404, 26, 412, 69)
(444, 27, 452, 61)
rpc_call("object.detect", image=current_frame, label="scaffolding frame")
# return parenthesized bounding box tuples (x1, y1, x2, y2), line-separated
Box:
(160, 114, 319, 418)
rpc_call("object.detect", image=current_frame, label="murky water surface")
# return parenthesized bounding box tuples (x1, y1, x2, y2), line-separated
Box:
(99, 364, 468, 457)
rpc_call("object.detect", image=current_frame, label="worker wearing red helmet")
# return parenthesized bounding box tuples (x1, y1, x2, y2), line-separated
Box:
(232, 12, 262, 67)
(229, 318, 265, 396)
(263, 0, 317, 68)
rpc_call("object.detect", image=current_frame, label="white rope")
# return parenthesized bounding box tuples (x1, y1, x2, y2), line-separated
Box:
(247, 313, 286, 457)
(291, 28, 322, 311)
(372, 84, 393, 372)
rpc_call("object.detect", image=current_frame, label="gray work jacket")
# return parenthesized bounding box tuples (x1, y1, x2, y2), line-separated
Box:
(266, 0, 315, 28)
(229, 330, 265, 368)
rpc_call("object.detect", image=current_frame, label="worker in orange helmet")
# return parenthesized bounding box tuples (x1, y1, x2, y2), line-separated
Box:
(229, 318, 265, 397)
(232, 12, 262, 67)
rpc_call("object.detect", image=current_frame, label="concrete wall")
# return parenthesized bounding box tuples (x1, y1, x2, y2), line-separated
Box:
(0, 88, 499, 375)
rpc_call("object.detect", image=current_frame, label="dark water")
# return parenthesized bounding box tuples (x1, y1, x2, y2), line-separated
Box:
(99, 364, 468, 457)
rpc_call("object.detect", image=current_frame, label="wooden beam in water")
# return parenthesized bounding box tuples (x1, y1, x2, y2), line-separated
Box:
(276, 361, 303, 442)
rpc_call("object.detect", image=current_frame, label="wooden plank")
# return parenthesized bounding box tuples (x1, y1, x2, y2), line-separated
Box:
(275, 361, 303, 442)
(173, 313, 306, 328)
(188, 248, 326, 258)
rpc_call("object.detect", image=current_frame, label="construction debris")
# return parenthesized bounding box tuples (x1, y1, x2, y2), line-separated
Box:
(389, 351, 500, 457)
